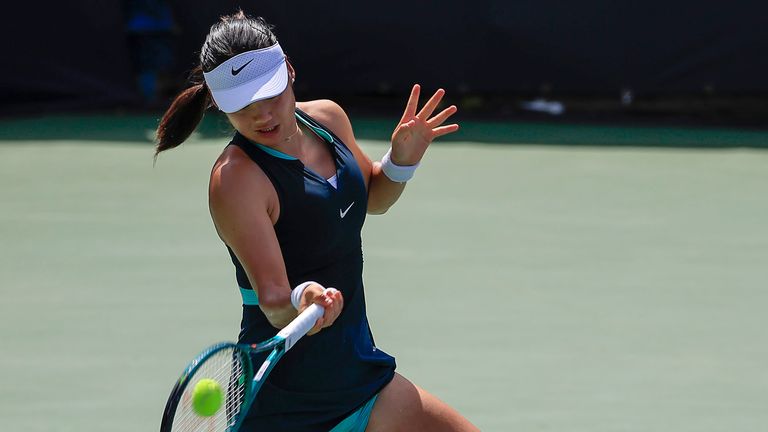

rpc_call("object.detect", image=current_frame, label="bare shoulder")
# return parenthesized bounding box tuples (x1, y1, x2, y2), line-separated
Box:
(210, 145, 260, 193)
(296, 99, 354, 141)
(209, 145, 277, 220)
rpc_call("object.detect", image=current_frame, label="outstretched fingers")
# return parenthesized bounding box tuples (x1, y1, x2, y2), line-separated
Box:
(432, 124, 460, 138)
(399, 84, 421, 124)
(417, 88, 446, 120)
(427, 105, 458, 129)
(393, 85, 460, 146)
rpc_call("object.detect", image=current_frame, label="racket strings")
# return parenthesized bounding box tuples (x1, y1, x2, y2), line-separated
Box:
(172, 348, 248, 432)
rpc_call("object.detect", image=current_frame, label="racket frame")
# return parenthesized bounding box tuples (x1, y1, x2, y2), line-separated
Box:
(160, 304, 324, 432)
(159, 342, 253, 432)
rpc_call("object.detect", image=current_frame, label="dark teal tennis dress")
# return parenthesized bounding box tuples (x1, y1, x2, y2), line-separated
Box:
(226, 109, 396, 431)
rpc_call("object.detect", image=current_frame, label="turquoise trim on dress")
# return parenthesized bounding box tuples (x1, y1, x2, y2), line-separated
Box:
(296, 112, 335, 143)
(253, 143, 297, 160)
(329, 394, 379, 432)
(239, 287, 259, 305)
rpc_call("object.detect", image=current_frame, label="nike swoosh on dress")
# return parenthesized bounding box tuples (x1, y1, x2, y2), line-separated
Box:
(340, 202, 355, 218)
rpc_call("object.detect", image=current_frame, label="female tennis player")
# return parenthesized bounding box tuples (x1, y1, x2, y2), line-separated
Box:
(155, 11, 477, 432)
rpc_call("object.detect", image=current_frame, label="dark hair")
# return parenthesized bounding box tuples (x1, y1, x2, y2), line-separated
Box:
(155, 11, 278, 156)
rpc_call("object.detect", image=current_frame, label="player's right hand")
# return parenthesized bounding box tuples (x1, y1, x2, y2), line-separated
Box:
(300, 283, 344, 335)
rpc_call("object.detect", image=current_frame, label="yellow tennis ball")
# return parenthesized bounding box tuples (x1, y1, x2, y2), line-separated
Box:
(191, 378, 224, 417)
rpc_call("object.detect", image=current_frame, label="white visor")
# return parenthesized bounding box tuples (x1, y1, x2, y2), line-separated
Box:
(203, 43, 288, 113)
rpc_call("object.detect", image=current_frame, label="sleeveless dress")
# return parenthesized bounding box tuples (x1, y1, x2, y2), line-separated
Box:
(226, 108, 396, 431)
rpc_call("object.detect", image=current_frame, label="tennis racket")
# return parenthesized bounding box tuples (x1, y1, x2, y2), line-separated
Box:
(159, 303, 325, 432)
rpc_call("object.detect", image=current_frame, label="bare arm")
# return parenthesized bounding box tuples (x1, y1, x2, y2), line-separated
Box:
(366, 161, 407, 214)
(208, 150, 342, 331)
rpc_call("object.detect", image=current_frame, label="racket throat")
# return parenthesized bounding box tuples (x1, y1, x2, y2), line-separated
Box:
(255, 359, 271, 381)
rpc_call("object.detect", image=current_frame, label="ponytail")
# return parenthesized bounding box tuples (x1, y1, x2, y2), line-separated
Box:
(155, 67, 211, 156)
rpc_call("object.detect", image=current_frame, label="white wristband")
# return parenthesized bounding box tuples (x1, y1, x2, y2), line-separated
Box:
(381, 148, 419, 183)
(291, 281, 320, 310)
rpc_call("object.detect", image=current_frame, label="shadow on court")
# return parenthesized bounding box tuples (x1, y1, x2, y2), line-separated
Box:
(0, 113, 234, 143)
(1, 112, 767, 149)
(350, 117, 768, 149)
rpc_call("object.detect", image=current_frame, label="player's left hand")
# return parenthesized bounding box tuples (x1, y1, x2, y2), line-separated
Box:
(390, 84, 459, 166)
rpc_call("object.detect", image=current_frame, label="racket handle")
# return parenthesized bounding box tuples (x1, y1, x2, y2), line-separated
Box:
(277, 303, 325, 351)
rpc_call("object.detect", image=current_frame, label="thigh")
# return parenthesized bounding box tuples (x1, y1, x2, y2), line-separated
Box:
(365, 373, 479, 432)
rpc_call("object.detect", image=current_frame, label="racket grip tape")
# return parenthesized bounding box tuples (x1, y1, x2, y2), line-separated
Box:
(277, 303, 325, 351)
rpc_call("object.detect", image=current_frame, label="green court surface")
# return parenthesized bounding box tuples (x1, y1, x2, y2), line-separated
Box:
(1, 115, 767, 431)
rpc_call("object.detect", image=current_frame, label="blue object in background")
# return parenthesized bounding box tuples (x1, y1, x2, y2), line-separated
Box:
(125, 0, 176, 104)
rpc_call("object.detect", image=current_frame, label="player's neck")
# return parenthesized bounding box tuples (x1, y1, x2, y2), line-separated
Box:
(276, 123, 305, 158)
